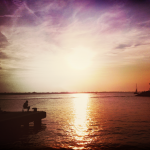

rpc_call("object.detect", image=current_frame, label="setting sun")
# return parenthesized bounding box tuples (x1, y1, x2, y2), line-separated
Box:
(67, 47, 94, 70)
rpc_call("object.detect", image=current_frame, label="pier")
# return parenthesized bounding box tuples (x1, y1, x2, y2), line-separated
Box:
(0, 110, 46, 131)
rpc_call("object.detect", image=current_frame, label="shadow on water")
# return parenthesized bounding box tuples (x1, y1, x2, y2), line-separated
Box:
(0, 122, 46, 149)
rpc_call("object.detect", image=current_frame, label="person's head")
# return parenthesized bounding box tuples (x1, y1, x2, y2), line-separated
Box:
(26, 100, 28, 103)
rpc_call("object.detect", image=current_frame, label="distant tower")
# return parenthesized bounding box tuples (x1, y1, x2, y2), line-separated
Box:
(0, 59, 1, 69)
(134, 84, 138, 94)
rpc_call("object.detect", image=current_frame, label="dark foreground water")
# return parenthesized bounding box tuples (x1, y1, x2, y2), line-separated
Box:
(0, 92, 150, 150)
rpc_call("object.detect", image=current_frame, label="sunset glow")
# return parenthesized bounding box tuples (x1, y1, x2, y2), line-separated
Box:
(0, 0, 150, 92)
(67, 47, 94, 70)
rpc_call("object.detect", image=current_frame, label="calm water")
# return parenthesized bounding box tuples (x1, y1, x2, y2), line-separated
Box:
(0, 93, 150, 150)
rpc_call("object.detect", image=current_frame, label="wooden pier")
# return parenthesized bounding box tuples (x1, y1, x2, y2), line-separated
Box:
(0, 110, 46, 131)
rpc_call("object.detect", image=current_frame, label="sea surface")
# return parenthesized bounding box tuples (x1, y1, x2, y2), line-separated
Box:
(0, 92, 150, 150)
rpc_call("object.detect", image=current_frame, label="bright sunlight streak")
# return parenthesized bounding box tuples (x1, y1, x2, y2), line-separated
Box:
(67, 47, 94, 70)
(72, 94, 89, 142)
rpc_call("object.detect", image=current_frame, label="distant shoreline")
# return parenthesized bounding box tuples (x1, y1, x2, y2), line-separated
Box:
(0, 92, 133, 95)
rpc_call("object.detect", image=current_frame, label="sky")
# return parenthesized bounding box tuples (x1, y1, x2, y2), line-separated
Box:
(0, 0, 150, 92)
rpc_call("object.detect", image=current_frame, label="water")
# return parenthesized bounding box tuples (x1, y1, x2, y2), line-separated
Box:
(0, 92, 150, 150)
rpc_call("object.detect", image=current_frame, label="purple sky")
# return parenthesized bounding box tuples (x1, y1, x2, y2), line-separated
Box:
(0, 0, 150, 92)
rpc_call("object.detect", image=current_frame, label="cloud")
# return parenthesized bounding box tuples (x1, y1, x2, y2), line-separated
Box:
(0, 0, 150, 92)
(0, 51, 9, 59)
(115, 44, 132, 50)
(0, 15, 22, 17)
(0, 32, 8, 48)
(1, 0, 150, 71)
(137, 20, 150, 28)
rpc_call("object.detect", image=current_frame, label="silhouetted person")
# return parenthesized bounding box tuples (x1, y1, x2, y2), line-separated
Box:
(23, 100, 30, 111)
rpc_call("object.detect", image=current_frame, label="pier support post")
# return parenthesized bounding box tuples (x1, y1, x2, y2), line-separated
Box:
(34, 119, 41, 128)
(24, 122, 29, 128)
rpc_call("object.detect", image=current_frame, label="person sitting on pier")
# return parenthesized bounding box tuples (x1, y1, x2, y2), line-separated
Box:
(23, 100, 30, 111)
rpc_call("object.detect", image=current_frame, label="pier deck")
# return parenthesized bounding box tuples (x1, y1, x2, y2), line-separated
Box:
(0, 111, 46, 130)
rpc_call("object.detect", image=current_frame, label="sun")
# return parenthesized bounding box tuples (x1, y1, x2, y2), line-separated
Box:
(67, 47, 94, 70)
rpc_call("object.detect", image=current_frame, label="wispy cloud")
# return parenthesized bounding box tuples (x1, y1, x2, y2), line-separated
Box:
(0, 0, 150, 91)
(0, 32, 8, 51)
(1, 1, 150, 66)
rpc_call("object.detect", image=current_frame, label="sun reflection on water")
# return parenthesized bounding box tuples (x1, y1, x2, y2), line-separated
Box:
(72, 93, 90, 146)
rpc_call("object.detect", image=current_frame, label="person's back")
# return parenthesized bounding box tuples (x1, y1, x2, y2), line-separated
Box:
(23, 101, 30, 111)
(23, 101, 28, 108)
